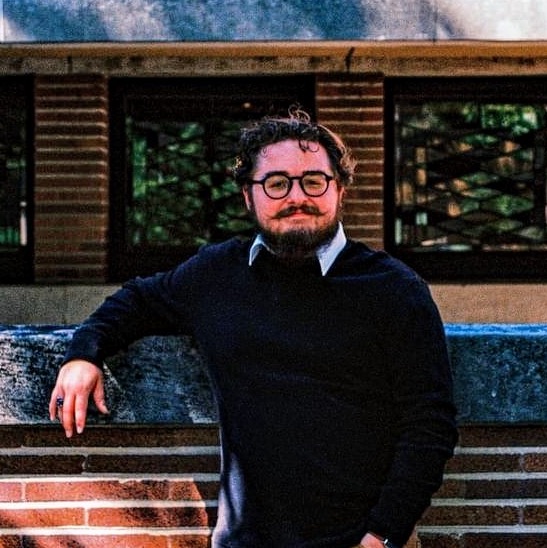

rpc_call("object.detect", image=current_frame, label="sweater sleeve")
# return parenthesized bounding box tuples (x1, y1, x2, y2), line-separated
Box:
(63, 263, 195, 368)
(366, 277, 458, 546)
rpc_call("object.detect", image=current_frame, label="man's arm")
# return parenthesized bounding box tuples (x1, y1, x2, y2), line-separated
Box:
(355, 533, 388, 548)
(365, 278, 458, 546)
(49, 265, 193, 437)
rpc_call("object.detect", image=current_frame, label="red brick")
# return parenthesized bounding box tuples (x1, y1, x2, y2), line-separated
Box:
(434, 478, 466, 499)
(523, 453, 547, 472)
(0, 536, 22, 548)
(0, 508, 83, 527)
(457, 425, 547, 447)
(170, 535, 212, 548)
(417, 533, 461, 548)
(19, 535, 171, 548)
(445, 452, 522, 473)
(88, 505, 216, 528)
(420, 503, 518, 526)
(85, 454, 220, 474)
(170, 480, 219, 501)
(36, 110, 108, 123)
(523, 504, 547, 524)
(0, 425, 220, 448)
(461, 533, 547, 548)
(36, 149, 107, 162)
(0, 484, 22, 502)
(35, 136, 108, 149)
(25, 480, 170, 502)
(465, 478, 547, 499)
(0, 455, 84, 475)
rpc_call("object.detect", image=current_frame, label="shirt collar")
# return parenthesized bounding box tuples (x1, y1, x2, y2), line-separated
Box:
(248, 222, 347, 276)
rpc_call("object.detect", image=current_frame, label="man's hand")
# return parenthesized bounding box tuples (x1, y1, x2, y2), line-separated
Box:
(49, 359, 109, 438)
(353, 532, 387, 547)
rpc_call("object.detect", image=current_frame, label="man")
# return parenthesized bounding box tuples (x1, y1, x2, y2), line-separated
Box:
(50, 110, 458, 548)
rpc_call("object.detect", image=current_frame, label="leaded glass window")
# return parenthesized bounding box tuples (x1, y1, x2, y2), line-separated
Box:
(386, 78, 547, 280)
(127, 119, 251, 248)
(0, 77, 32, 282)
(109, 77, 314, 280)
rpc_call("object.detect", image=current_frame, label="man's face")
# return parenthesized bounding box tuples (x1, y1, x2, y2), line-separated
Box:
(242, 139, 345, 257)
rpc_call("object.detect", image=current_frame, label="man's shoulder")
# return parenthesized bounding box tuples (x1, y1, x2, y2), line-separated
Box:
(192, 237, 252, 268)
(198, 236, 251, 256)
(340, 240, 436, 310)
(340, 240, 419, 278)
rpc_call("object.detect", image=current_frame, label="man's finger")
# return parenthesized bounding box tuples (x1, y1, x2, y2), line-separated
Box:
(74, 393, 90, 435)
(60, 396, 76, 438)
(49, 392, 63, 421)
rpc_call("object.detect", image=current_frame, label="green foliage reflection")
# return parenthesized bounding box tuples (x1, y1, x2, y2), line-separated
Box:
(127, 118, 254, 247)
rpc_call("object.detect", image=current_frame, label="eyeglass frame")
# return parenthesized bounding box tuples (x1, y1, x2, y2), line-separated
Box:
(246, 170, 336, 200)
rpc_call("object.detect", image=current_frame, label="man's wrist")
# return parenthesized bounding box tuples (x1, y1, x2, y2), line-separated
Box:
(359, 531, 399, 548)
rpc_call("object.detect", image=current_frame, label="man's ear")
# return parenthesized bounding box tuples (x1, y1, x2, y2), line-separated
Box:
(242, 185, 252, 211)
(338, 185, 346, 206)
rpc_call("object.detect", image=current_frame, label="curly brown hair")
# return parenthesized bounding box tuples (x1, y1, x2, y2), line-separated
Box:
(233, 107, 355, 187)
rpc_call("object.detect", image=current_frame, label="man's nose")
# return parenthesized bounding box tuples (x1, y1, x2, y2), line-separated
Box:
(286, 180, 308, 201)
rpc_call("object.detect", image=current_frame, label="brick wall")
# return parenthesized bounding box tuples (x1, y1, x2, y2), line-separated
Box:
(417, 425, 547, 547)
(0, 425, 220, 547)
(4, 424, 547, 547)
(34, 74, 109, 283)
(316, 73, 385, 250)
(31, 72, 385, 283)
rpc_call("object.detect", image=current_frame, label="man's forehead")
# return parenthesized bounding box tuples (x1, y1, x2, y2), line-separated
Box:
(257, 139, 327, 160)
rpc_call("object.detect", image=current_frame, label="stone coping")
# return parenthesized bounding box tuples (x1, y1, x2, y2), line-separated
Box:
(1, 324, 546, 425)
(445, 323, 547, 424)
(0, 325, 216, 425)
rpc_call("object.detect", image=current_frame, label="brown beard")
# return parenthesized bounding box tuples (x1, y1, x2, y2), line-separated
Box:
(246, 191, 343, 261)
(259, 221, 339, 261)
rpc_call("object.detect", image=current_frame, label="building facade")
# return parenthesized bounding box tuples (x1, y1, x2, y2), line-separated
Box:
(2, 42, 547, 323)
(3, 1, 547, 324)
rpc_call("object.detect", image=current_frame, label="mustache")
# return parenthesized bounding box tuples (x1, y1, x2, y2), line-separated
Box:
(274, 205, 323, 219)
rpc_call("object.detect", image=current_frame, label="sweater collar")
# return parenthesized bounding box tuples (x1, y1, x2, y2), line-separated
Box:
(248, 222, 347, 276)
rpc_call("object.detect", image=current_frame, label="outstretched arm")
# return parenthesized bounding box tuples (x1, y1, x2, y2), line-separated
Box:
(48, 253, 203, 437)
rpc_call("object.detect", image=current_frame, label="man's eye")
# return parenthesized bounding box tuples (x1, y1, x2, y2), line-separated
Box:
(303, 176, 324, 187)
(266, 178, 288, 189)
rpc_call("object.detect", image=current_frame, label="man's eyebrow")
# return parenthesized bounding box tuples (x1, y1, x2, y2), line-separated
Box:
(250, 170, 289, 180)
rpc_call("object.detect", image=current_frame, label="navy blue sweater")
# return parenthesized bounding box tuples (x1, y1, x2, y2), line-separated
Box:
(64, 238, 458, 547)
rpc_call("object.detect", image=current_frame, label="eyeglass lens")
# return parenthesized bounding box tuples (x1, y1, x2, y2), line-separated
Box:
(263, 172, 330, 198)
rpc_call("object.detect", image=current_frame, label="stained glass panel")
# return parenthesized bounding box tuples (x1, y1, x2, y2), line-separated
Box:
(394, 102, 546, 253)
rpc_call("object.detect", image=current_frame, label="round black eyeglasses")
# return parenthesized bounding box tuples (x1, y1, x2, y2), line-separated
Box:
(247, 171, 335, 200)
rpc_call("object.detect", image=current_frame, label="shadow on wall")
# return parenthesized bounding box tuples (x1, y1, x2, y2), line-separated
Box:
(0, 476, 217, 546)
(6, 0, 547, 42)
(3, 0, 492, 42)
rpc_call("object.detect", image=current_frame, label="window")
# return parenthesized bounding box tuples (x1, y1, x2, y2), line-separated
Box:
(0, 77, 33, 283)
(109, 77, 314, 281)
(385, 78, 547, 281)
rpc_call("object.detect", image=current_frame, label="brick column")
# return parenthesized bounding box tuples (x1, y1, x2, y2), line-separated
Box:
(34, 74, 109, 282)
(316, 73, 385, 249)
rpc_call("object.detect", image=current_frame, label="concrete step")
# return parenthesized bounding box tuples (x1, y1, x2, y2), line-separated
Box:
(415, 430, 547, 547)
(416, 525, 547, 548)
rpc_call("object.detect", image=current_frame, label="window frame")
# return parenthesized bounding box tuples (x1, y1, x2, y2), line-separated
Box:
(108, 76, 315, 281)
(384, 76, 547, 282)
(0, 76, 34, 283)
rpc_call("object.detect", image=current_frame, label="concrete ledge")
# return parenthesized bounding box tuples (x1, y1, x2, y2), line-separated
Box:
(1, 324, 546, 425)
(0, 325, 216, 425)
(446, 323, 547, 424)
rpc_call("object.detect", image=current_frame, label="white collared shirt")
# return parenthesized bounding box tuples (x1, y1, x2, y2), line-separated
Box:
(248, 222, 347, 276)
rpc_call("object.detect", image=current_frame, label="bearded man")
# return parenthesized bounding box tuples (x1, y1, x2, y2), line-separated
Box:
(50, 110, 457, 548)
